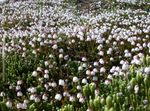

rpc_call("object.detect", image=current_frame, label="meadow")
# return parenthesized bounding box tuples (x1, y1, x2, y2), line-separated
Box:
(0, 0, 150, 111)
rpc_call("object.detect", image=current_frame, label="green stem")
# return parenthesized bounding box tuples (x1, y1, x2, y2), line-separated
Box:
(2, 35, 6, 82)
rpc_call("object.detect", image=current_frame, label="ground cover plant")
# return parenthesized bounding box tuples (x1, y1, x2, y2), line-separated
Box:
(0, 0, 150, 111)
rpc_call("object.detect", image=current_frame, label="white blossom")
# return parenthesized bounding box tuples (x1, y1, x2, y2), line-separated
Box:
(32, 71, 38, 77)
(6, 101, 12, 108)
(59, 79, 65, 86)
(55, 94, 62, 101)
(73, 76, 79, 83)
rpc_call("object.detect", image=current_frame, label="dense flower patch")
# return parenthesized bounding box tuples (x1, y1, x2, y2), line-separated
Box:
(0, 0, 150, 111)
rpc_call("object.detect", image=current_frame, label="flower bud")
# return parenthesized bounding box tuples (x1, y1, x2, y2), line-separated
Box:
(130, 65, 135, 74)
(136, 73, 143, 83)
(109, 107, 115, 111)
(106, 96, 112, 108)
(89, 83, 95, 96)
(29, 103, 36, 111)
(89, 99, 94, 109)
(83, 85, 90, 97)
(100, 98, 105, 105)
(144, 76, 150, 87)
(104, 106, 109, 111)
(130, 78, 136, 87)
(94, 97, 100, 110)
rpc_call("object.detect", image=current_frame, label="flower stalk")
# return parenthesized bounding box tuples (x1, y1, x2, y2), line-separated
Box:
(2, 35, 6, 82)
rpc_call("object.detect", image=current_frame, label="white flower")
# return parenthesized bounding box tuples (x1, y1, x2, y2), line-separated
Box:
(82, 57, 87, 62)
(22, 53, 26, 57)
(134, 85, 139, 94)
(95, 89, 100, 96)
(53, 34, 57, 39)
(35, 97, 40, 103)
(44, 84, 49, 90)
(6, 101, 12, 108)
(98, 51, 104, 56)
(144, 67, 150, 75)
(30, 94, 35, 100)
(37, 37, 42, 42)
(23, 100, 29, 104)
(55, 94, 62, 101)
(71, 39, 75, 43)
(99, 59, 104, 64)
(122, 63, 129, 71)
(107, 74, 113, 80)
(119, 71, 125, 76)
(59, 79, 65, 86)
(16, 86, 21, 91)
(82, 78, 88, 84)
(107, 49, 112, 55)
(30, 87, 36, 93)
(143, 99, 148, 105)
(120, 41, 124, 45)
(44, 61, 49, 66)
(113, 71, 119, 76)
(93, 76, 98, 81)
(78, 66, 83, 71)
(97, 45, 102, 50)
(69, 96, 75, 102)
(51, 82, 57, 87)
(106, 40, 110, 44)
(0, 92, 5, 97)
(93, 68, 98, 73)
(49, 54, 54, 58)
(17, 91, 23, 97)
(82, 63, 87, 67)
(64, 55, 69, 60)
(17, 80, 22, 85)
(22, 103, 27, 109)
(37, 67, 42, 72)
(16, 103, 22, 109)
(38, 78, 43, 83)
(59, 54, 63, 59)
(77, 85, 82, 90)
(44, 74, 49, 79)
(86, 70, 91, 75)
(115, 66, 121, 72)
(32, 50, 36, 54)
(52, 44, 58, 49)
(91, 71, 95, 75)
(100, 67, 106, 73)
(73, 77, 79, 83)
(127, 85, 131, 91)
(135, 59, 141, 65)
(79, 97, 85, 103)
(93, 62, 99, 66)
(44, 69, 49, 74)
(87, 108, 92, 111)
(110, 67, 115, 73)
(104, 80, 111, 85)
(9, 85, 13, 89)
(120, 60, 124, 65)
(63, 91, 69, 97)
(77, 93, 82, 98)
(32, 71, 37, 77)
(143, 43, 147, 48)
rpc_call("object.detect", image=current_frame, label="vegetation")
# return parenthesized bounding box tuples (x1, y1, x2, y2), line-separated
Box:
(0, 0, 150, 110)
